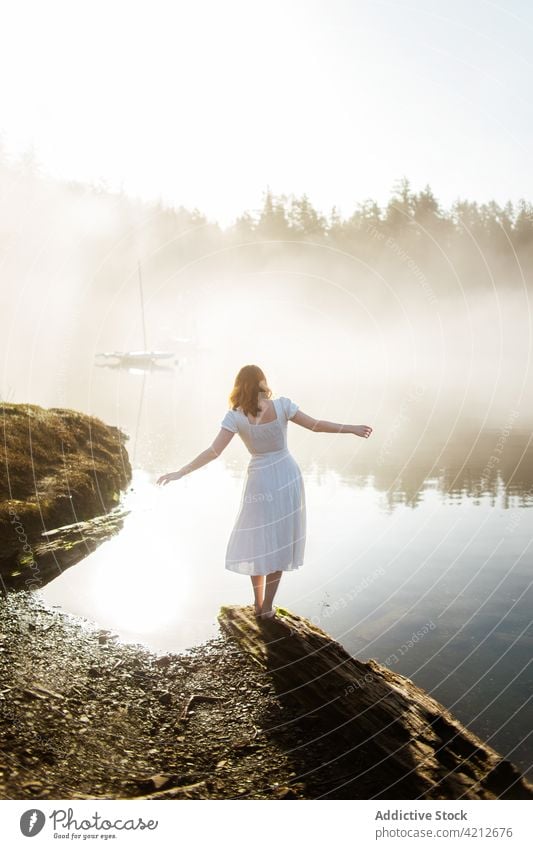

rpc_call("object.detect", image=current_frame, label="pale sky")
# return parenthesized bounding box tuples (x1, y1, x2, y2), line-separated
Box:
(1, 0, 532, 226)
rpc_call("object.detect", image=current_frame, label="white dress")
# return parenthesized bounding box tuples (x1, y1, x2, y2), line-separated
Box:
(221, 396, 306, 576)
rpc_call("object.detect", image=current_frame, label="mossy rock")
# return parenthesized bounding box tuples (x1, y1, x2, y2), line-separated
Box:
(0, 402, 132, 568)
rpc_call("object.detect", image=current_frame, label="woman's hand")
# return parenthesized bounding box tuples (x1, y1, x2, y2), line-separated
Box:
(352, 425, 373, 438)
(156, 471, 182, 486)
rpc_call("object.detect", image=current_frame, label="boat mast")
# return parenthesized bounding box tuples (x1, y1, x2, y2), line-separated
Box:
(137, 259, 148, 351)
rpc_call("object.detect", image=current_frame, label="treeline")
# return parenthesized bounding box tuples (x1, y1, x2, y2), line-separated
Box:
(233, 181, 533, 293)
(1, 144, 532, 299)
(236, 178, 533, 251)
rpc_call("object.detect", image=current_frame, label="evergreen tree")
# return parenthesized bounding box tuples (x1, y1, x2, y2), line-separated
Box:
(385, 177, 415, 233)
(256, 187, 290, 238)
(287, 193, 326, 236)
(513, 199, 533, 246)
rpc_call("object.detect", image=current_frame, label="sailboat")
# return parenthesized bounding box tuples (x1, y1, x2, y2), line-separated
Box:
(95, 261, 176, 368)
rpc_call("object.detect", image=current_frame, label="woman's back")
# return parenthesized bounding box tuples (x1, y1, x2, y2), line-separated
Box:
(222, 394, 306, 576)
(220, 396, 299, 456)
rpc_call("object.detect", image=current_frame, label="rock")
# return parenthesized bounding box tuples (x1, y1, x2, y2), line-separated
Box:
(230, 738, 258, 751)
(0, 402, 131, 590)
(273, 785, 303, 799)
(218, 604, 533, 800)
(137, 773, 178, 792)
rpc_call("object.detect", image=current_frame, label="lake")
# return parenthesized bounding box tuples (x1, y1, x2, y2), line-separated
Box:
(34, 358, 532, 781)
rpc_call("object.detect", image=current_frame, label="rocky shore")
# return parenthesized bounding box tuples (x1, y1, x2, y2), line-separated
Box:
(1, 592, 532, 801)
(0, 592, 342, 800)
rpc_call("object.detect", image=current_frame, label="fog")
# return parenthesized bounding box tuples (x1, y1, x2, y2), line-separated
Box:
(1, 158, 531, 502)
(4, 156, 531, 775)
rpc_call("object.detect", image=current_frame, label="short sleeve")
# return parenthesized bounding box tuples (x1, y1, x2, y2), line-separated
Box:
(281, 397, 299, 421)
(220, 409, 238, 433)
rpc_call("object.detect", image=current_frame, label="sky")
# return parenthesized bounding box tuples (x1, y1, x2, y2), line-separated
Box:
(1, 0, 532, 227)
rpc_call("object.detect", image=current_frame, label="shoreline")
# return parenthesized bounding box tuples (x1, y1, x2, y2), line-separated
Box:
(0, 591, 350, 800)
(2, 591, 532, 801)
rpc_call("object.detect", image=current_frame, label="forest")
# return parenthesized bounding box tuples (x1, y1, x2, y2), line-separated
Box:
(1, 145, 532, 307)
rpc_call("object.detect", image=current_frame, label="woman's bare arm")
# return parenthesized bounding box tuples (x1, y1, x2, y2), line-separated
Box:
(291, 410, 372, 438)
(156, 428, 235, 485)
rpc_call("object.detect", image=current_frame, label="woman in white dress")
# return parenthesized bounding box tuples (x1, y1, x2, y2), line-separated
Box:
(157, 365, 372, 620)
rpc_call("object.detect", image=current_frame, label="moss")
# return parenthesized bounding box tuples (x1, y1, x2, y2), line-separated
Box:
(0, 402, 132, 565)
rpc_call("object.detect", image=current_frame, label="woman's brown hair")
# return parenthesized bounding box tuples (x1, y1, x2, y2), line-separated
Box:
(229, 364, 272, 417)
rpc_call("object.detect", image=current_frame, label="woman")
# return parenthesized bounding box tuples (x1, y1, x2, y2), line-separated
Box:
(156, 365, 372, 620)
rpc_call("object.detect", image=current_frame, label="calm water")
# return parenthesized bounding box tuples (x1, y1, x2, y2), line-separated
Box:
(34, 357, 533, 780)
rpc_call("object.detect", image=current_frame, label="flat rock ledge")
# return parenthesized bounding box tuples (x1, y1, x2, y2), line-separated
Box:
(218, 604, 533, 800)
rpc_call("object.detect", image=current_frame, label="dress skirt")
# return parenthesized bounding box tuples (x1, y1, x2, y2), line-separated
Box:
(225, 447, 306, 575)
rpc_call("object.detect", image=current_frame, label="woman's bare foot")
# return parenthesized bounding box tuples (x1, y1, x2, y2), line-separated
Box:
(258, 604, 276, 620)
(254, 601, 262, 617)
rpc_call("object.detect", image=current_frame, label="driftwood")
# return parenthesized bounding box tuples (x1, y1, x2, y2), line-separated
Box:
(178, 693, 224, 722)
(218, 604, 533, 800)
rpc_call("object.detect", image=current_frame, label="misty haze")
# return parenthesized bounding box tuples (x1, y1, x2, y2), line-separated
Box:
(1, 152, 531, 779)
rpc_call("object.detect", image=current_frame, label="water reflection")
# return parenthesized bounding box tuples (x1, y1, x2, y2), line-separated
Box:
(301, 427, 533, 509)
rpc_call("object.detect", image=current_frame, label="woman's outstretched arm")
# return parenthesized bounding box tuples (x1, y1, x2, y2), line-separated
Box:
(291, 410, 372, 438)
(156, 428, 235, 486)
